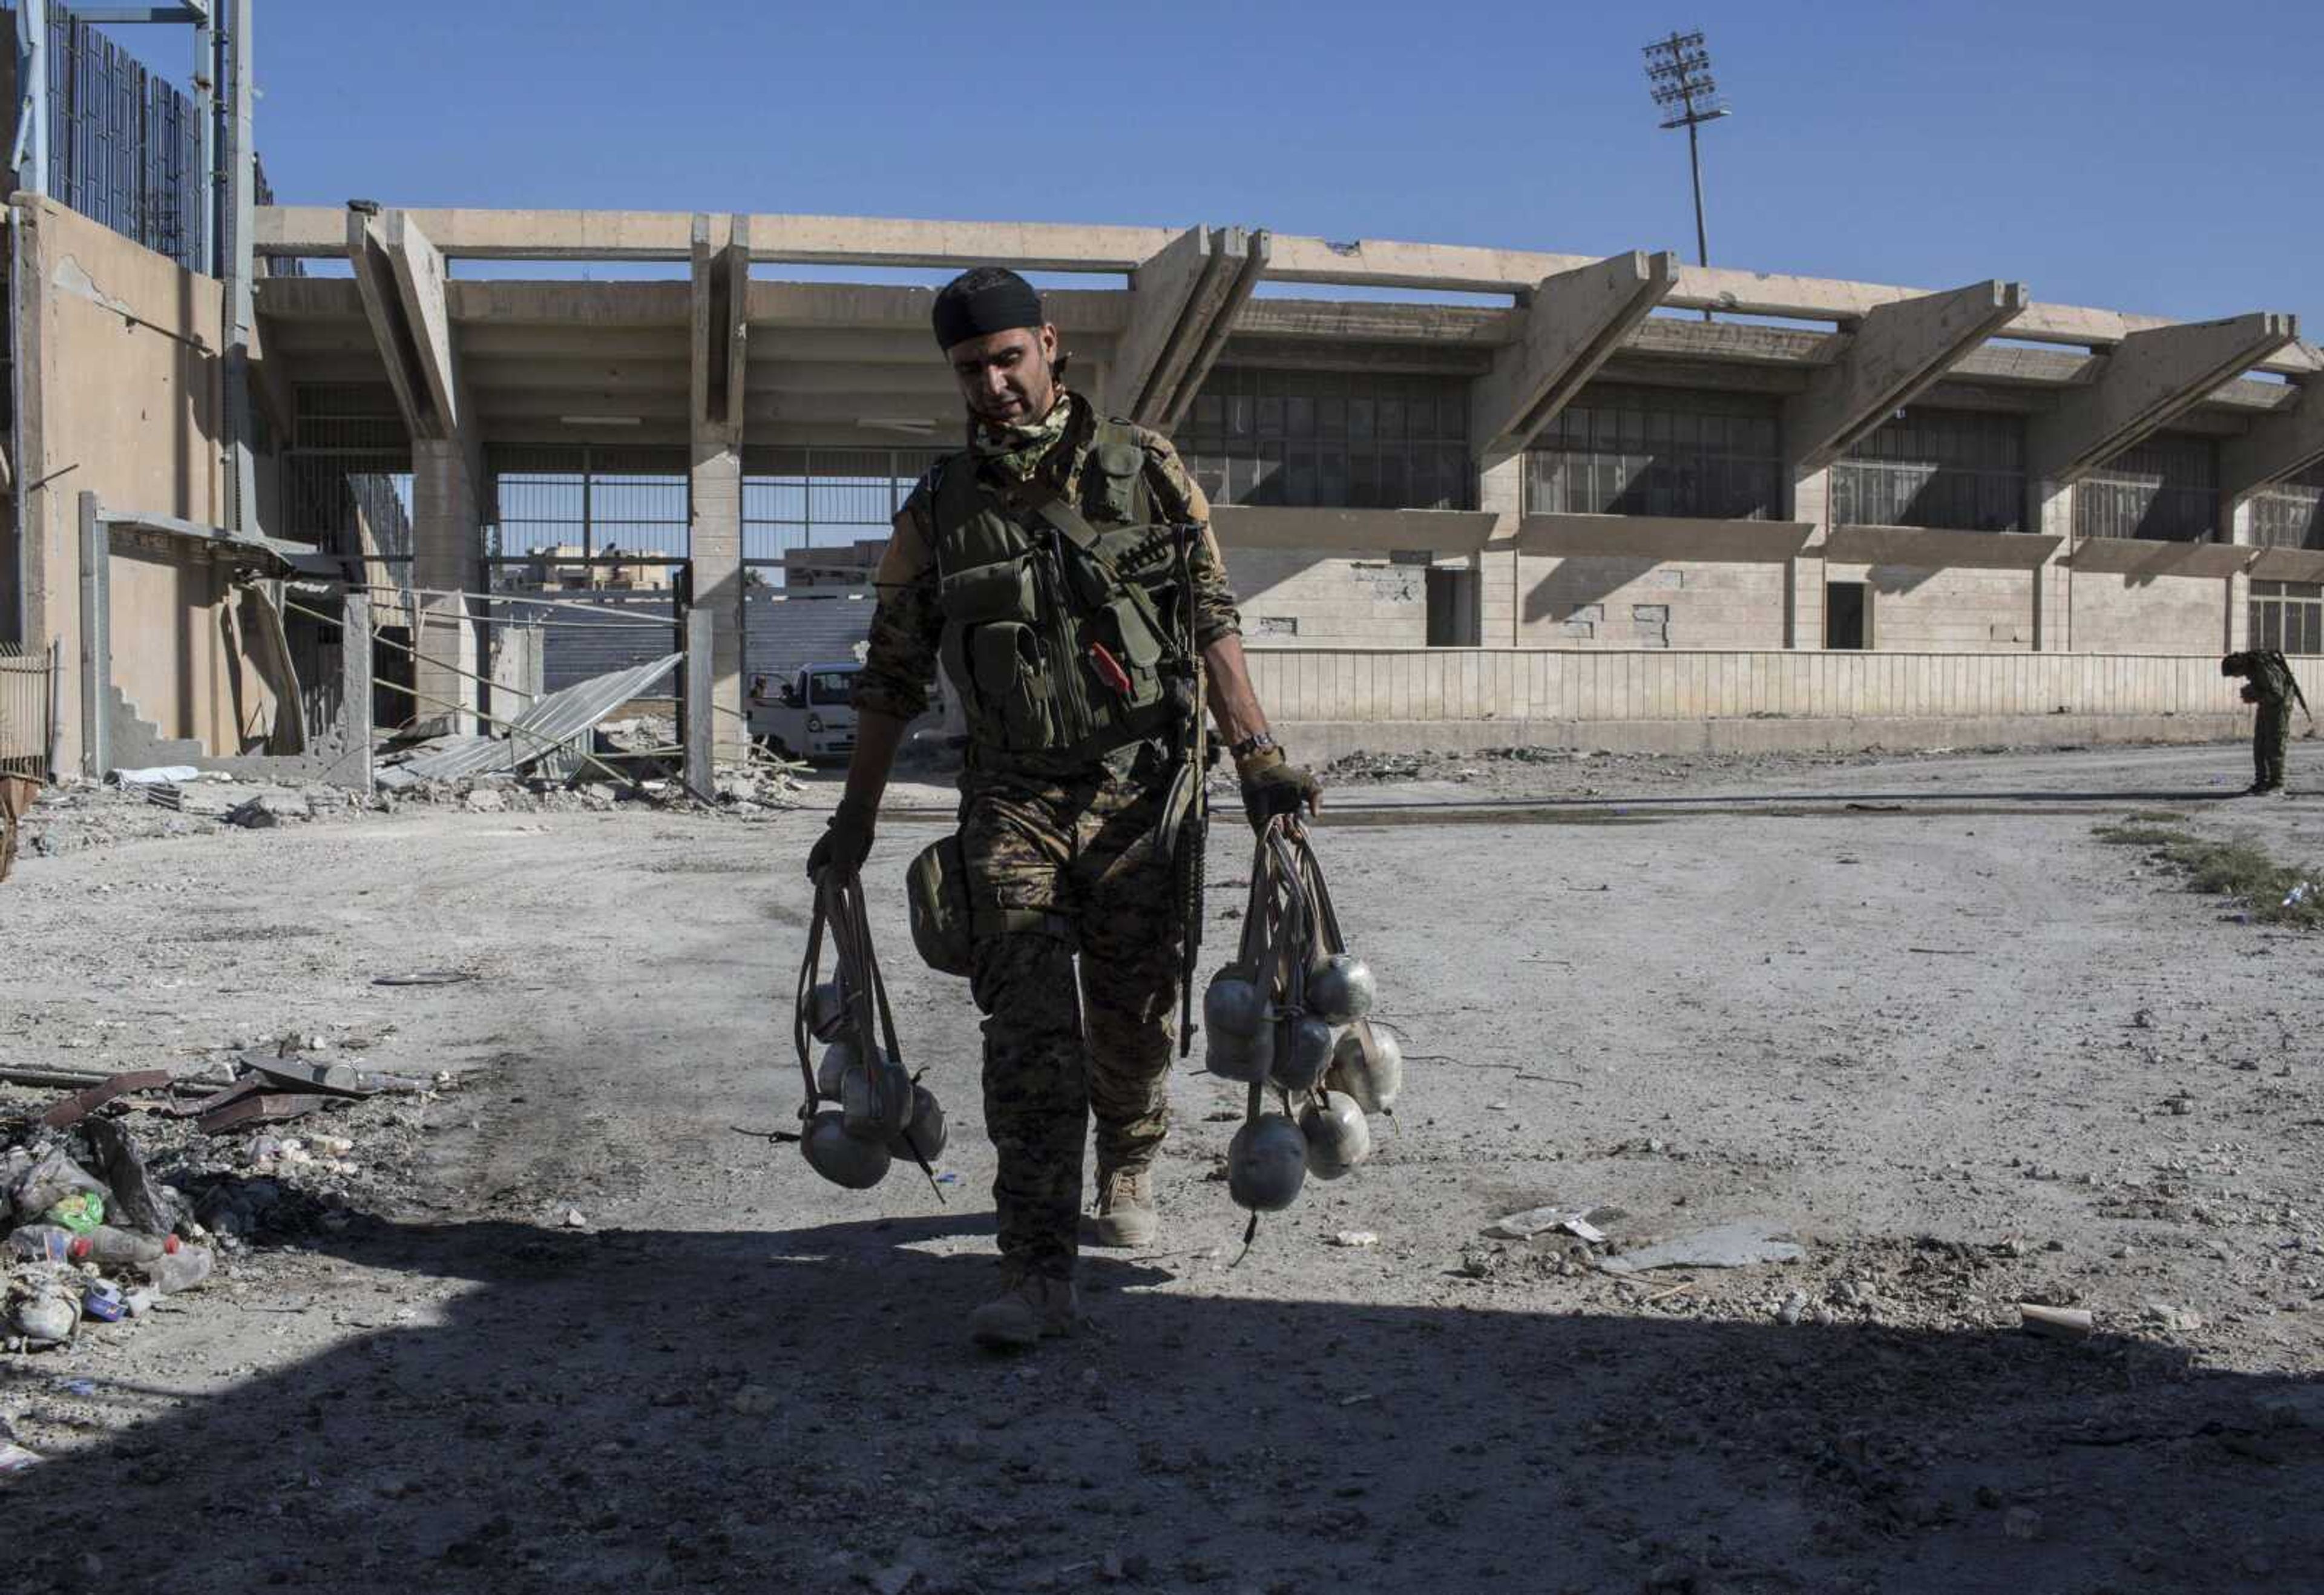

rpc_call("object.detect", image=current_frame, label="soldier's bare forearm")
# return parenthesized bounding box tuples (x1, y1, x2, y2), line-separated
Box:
(1201, 634, 1272, 750)
(839, 709, 910, 812)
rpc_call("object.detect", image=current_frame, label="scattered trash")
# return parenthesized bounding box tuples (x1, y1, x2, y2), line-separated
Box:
(225, 790, 312, 829)
(1331, 1230, 1379, 1248)
(44, 1191, 105, 1234)
(53, 1377, 97, 1397)
(1483, 1205, 1603, 1243)
(2019, 1304, 2094, 1340)
(0, 1441, 45, 1475)
(9, 1278, 81, 1346)
(2285, 881, 2315, 910)
(372, 970, 476, 987)
(80, 1280, 125, 1323)
(1600, 1220, 1806, 1275)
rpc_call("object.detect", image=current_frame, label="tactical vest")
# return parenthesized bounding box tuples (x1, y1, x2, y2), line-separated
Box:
(929, 419, 1186, 764)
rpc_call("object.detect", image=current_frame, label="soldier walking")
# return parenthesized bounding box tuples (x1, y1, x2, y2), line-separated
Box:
(2221, 648, 2313, 794)
(806, 268, 1320, 1348)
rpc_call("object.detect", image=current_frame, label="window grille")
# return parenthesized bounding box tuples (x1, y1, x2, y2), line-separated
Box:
(1523, 384, 1781, 519)
(1834, 407, 2025, 532)
(1175, 369, 1473, 510)
(2075, 433, 2219, 542)
(2250, 580, 2323, 656)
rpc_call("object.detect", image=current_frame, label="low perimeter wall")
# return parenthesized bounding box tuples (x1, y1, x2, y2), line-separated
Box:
(1249, 648, 2317, 760)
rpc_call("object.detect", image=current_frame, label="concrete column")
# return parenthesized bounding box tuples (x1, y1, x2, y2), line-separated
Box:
(1476, 451, 1525, 646)
(411, 437, 481, 734)
(689, 435, 746, 759)
(339, 593, 373, 795)
(2031, 478, 2073, 652)
(1784, 467, 1831, 650)
(2227, 496, 2253, 653)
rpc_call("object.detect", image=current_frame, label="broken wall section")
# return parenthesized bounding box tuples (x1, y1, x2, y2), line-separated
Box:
(7, 196, 299, 772)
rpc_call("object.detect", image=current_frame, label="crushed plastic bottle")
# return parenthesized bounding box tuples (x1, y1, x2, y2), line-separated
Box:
(2, 1225, 79, 1263)
(72, 1226, 177, 1266)
(143, 1243, 214, 1295)
(2283, 880, 2315, 910)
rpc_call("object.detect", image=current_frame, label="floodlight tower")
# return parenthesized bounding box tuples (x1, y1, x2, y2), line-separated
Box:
(1643, 30, 1728, 320)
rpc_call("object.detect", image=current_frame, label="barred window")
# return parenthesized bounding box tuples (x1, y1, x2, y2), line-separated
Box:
(2250, 581, 2324, 656)
(1175, 369, 1472, 510)
(2250, 465, 2324, 552)
(2075, 433, 2219, 542)
(742, 446, 947, 587)
(1523, 384, 1782, 519)
(486, 445, 690, 593)
(1833, 407, 2024, 532)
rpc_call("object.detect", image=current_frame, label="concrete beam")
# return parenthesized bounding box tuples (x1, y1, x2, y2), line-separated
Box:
(2030, 312, 2299, 484)
(1100, 225, 1214, 421)
(1784, 280, 2029, 473)
(1157, 231, 1268, 432)
(2222, 379, 2324, 496)
(347, 207, 468, 442)
(689, 214, 750, 442)
(260, 205, 2324, 375)
(1471, 251, 1676, 457)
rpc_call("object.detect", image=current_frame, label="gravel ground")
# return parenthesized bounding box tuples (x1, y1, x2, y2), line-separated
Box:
(1, 737, 2320, 1594)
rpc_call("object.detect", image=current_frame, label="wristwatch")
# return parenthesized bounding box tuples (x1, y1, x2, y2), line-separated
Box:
(1229, 731, 1279, 762)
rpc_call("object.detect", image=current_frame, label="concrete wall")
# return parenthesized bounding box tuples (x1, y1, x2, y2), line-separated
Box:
(10, 198, 234, 769)
(1246, 645, 2315, 726)
(1224, 548, 1432, 648)
(2070, 569, 2225, 654)
(1828, 562, 2036, 652)
(1515, 554, 1788, 650)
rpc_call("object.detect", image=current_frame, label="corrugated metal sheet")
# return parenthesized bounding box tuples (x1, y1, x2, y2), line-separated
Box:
(393, 654, 681, 781)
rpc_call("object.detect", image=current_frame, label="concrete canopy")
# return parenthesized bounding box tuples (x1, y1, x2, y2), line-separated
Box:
(2029, 312, 2300, 485)
(1784, 280, 2029, 474)
(1470, 251, 1676, 459)
(2221, 367, 2324, 497)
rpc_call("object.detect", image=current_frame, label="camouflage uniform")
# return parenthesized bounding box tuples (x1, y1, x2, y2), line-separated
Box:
(855, 390, 1239, 1278)
(2231, 650, 2300, 790)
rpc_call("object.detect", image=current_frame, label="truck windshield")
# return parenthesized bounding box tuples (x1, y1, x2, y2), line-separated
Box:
(806, 671, 856, 707)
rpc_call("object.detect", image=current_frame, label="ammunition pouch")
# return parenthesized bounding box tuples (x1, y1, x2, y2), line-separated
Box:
(907, 832, 974, 978)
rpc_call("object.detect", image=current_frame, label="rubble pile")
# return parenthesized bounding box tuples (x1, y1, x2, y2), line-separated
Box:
(0, 1033, 458, 1384)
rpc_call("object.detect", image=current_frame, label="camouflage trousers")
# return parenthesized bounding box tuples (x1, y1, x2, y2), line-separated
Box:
(2254, 699, 2292, 788)
(959, 763, 1183, 1279)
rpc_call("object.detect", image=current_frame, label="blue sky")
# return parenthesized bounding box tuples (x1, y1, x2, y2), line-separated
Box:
(191, 0, 2324, 318)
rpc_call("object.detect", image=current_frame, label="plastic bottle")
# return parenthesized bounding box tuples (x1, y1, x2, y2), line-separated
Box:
(2, 1225, 79, 1263)
(71, 1226, 177, 1267)
(145, 1243, 214, 1295)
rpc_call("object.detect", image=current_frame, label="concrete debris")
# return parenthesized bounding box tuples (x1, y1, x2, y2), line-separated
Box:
(225, 789, 313, 829)
(1331, 1229, 1379, 1248)
(107, 766, 200, 786)
(0, 1441, 44, 1475)
(1599, 1220, 1807, 1275)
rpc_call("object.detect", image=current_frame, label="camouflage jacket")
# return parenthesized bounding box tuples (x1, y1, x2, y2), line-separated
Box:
(2231, 650, 2299, 706)
(853, 392, 1241, 774)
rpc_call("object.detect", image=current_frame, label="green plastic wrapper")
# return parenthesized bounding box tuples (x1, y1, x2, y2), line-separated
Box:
(45, 1191, 105, 1234)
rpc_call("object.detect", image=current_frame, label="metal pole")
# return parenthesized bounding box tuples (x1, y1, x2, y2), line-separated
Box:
(14, 0, 48, 197)
(192, 7, 213, 275)
(1686, 108, 1712, 323)
(218, 0, 254, 531)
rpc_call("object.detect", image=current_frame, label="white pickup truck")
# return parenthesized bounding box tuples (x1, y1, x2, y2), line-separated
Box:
(748, 662, 863, 763)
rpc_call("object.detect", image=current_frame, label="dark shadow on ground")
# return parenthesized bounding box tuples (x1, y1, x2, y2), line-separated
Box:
(4, 1211, 2320, 1594)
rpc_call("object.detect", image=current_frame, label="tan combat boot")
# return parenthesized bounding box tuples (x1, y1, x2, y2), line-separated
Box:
(967, 1265, 1078, 1350)
(1092, 1166, 1158, 1249)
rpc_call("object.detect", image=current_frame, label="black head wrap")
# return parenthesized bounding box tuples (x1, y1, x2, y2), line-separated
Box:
(933, 268, 1045, 351)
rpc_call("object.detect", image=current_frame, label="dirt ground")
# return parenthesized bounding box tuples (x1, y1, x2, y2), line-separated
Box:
(2, 737, 2321, 1594)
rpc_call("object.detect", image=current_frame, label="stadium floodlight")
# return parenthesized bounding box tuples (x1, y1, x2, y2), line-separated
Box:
(1643, 29, 1730, 318)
